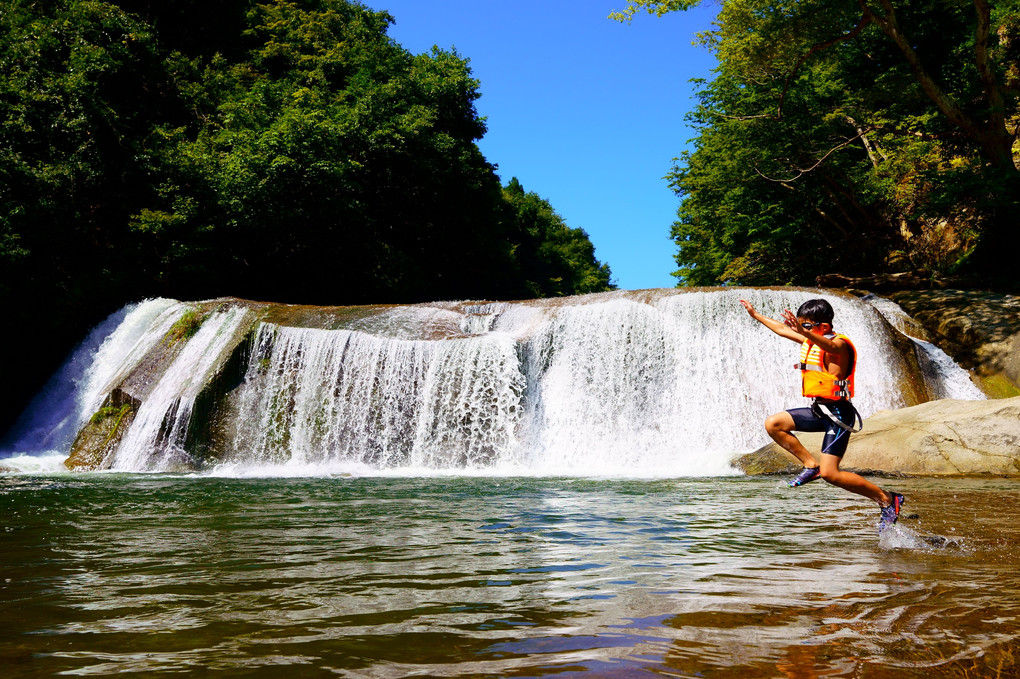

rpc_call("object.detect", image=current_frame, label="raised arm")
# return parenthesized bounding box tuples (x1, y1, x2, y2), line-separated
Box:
(740, 300, 805, 343)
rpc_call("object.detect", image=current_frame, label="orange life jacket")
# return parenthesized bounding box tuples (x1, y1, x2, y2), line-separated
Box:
(798, 333, 856, 400)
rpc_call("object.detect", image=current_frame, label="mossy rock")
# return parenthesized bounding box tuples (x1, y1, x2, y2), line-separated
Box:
(163, 307, 206, 346)
(976, 373, 1020, 399)
(65, 401, 136, 471)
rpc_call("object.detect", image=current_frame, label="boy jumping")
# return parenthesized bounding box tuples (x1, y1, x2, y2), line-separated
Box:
(740, 297, 904, 533)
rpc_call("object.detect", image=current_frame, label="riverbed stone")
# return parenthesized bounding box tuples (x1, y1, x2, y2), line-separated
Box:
(733, 396, 1020, 477)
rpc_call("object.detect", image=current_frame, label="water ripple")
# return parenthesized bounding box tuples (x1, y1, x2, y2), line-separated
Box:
(0, 475, 1017, 677)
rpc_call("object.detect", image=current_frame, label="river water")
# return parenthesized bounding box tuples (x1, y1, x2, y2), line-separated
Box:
(2, 473, 1017, 678)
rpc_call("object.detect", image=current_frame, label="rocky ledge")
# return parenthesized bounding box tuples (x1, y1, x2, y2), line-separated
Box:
(733, 396, 1020, 477)
(888, 289, 1020, 398)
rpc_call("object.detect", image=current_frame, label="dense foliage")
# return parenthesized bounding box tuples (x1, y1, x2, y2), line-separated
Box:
(0, 0, 613, 437)
(616, 0, 1019, 287)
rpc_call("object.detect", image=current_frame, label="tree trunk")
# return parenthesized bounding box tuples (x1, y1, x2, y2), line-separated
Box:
(861, 0, 1019, 173)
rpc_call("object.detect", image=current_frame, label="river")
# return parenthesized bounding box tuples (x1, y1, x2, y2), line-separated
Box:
(2, 473, 1017, 678)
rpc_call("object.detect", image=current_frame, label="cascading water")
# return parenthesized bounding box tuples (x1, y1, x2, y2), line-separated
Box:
(0, 299, 182, 454)
(0, 289, 983, 476)
(109, 306, 254, 471)
(226, 324, 524, 469)
(506, 289, 909, 475)
(864, 295, 986, 400)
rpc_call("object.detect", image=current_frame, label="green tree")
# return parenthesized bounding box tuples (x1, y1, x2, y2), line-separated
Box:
(1, 0, 615, 437)
(1, 0, 182, 434)
(501, 178, 615, 296)
(132, 0, 515, 303)
(615, 0, 1019, 286)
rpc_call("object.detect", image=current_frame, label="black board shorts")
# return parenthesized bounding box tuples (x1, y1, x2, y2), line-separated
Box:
(787, 400, 857, 457)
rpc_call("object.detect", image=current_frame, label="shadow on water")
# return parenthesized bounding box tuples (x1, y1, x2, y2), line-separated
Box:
(0, 474, 1018, 678)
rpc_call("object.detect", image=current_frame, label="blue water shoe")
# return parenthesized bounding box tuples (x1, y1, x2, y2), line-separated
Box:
(878, 492, 905, 533)
(788, 467, 821, 487)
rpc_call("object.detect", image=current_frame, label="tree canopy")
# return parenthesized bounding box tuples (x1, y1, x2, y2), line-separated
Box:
(615, 0, 1019, 287)
(0, 0, 614, 437)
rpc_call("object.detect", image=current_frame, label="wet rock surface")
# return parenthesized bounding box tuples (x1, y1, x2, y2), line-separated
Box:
(889, 289, 1020, 397)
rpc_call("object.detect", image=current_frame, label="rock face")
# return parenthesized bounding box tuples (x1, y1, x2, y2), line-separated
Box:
(733, 396, 1020, 477)
(889, 289, 1020, 398)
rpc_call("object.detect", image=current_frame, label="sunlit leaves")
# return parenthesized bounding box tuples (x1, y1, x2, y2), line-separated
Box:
(630, 0, 1019, 285)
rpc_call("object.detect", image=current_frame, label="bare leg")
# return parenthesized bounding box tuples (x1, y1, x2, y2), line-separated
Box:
(765, 411, 818, 468)
(818, 454, 892, 505)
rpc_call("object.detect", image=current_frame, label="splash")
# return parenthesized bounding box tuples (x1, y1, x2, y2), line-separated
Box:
(879, 522, 968, 552)
(0, 299, 181, 454)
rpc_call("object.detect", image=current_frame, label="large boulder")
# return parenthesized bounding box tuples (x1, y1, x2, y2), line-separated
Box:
(733, 396, 1020, 477)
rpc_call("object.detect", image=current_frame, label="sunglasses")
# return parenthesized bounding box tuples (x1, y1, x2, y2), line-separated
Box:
(801, 322, 824, 330)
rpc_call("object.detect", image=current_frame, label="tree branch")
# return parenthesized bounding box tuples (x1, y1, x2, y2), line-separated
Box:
(847, 116, 885, 166)
(973, 0, 1007, 131)
(705, 15, 871, 123)
(859, 0, 975, 134)
(860, 0, 1015, 168)
(753, 128, 875, 182)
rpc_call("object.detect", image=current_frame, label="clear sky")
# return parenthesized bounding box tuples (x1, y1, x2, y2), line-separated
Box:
(363, 1, 719, 291)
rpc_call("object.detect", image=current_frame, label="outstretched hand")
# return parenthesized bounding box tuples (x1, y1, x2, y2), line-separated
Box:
(740, 300, 805, 342)
(781, 309, 802, 333)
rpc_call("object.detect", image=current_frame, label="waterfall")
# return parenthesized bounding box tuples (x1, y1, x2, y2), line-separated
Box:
(864, 295, 986, 401)
(506, 289, 908, 475)
(1, 299, 181, 454)
(109, 306, 254, 471)
(1, 289, 980, 476)
(224, 324, 524, 470)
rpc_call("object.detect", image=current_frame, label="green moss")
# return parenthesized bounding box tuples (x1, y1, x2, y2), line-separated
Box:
(977, 373, 1020, 399)
(90, 404, 131, 425)
(164, 308, 205, 346)
(90, 404, 133, 447)
(68, 402, 136, 471)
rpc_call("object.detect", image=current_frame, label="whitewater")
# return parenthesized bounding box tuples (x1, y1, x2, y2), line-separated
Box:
(0, 288, 983, 477)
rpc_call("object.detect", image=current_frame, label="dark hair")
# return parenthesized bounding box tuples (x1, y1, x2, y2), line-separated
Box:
(796, 298, 834, 324)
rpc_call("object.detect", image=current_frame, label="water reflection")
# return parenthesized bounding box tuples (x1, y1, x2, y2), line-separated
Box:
(0, 476, 1017, 677)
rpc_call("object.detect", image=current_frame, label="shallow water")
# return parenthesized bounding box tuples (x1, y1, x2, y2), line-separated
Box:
(1, 474, 1018, 678)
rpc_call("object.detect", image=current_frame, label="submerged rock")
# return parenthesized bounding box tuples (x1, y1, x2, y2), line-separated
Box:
(734, 396, 1020, 477)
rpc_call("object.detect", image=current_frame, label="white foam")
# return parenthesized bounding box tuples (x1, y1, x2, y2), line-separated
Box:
(0, 452, 72, 475)
(5, 289, 980, 476)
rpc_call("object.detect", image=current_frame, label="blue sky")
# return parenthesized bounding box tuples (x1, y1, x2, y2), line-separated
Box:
(363, 1, 719, 291)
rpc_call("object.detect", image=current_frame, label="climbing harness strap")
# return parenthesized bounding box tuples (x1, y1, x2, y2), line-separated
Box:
(811, 399, 864, 434)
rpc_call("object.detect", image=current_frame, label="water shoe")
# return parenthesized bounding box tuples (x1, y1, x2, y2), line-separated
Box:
(878, 492, 905, 533)
(788, 466, 821, 487)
